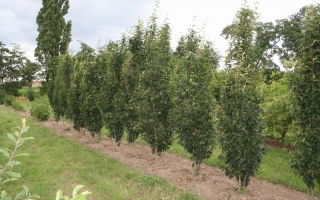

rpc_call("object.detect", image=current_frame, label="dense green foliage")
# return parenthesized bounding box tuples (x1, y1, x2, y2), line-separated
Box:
(261, 74, 295, 143)
(291, 5, 320, 198)
(219, 6, 264, 189)
(30, 96, 51, 121)
(170, 28, 219, 174)
(35, 0, 72, 108)
(137, 12, 173, 156)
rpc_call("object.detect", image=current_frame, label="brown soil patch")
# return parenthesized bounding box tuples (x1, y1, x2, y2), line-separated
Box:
(266, 138, 294, 151)
(9, 106, 311, 200)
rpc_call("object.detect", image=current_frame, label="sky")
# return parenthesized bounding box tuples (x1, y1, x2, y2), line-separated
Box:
(0, 0, 312, 66)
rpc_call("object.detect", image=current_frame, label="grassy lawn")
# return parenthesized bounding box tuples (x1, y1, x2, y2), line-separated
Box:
(0, 107, 202, 200)
(18, 87, 41, 99)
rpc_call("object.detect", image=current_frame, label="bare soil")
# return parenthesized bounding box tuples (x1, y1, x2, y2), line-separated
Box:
(10, 107, 312, 200)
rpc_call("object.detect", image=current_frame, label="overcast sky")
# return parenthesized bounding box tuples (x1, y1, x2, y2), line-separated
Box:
(0, 0, 312, 65)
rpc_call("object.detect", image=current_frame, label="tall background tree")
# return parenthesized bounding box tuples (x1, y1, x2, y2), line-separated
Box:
(34, 0, 72, 104)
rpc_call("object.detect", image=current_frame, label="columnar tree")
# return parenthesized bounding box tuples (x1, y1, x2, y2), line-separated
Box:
(170, 28, 219, 174)
(219, 6, 264, 189)
(138, 11, 173, 156)
(121, 21, 146, 143)
(52, 54, 73, 121)
(68, 42, 95, 133)
(35, 0, 72, 102)
(291, 4, 320, 199)
(97, 39, 127, 145)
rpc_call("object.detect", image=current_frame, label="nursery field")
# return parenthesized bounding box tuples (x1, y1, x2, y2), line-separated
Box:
(0, 103, 315, 200)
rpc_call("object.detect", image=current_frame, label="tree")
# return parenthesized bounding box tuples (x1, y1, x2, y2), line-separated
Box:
(219, 6, 264, 189)
(138, 10, 173, 156)
(291, 4, 320, 199)
(96, 39, 127, 145)
(0, 41, 10, 84)
(170, 27, 219, 175)
(21, 60, 41, 89)
(52, 54, 73, 122)
(121, 21, 146, 144)
(68, 42, 95, 134)
(34, 0, 72, 104)
(222, 17, 282, 83)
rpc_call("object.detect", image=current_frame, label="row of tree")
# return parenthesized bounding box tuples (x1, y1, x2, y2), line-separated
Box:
(30, 0, 320, 197)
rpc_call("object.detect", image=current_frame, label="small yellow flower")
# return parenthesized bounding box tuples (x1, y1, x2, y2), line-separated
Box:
(21, 118, 26, 128)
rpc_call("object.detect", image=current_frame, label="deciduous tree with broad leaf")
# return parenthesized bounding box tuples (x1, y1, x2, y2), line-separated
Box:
(219, 5, 264, 190)
(170, 27, 219, 175)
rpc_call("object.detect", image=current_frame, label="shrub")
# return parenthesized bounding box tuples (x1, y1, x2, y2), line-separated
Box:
(28, 89, 34, 101)
(2, 81, 21, 96)
(4, 95, 14, 106)
(11, 100, 25, 111)
(0, 89, 7, 104)
(30, 95, 51, 121)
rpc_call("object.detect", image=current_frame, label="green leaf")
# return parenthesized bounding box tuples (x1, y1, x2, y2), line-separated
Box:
(1, 177, 18, 184)
(56, 189, 62, 200)
(72, 185, 84, 198)
(14, 153, 29, 158)
(14, 186, 27, 200)
(5, 171, 21, 178)
(75, 194, 87, 200)
(6, 133, 16, 143)
(7, 160, 21, 167)
(0, 149, 10, 158)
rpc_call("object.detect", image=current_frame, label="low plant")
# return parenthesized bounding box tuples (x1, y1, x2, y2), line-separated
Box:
(3, 96, 13, 107)
(30, 96, 51, 121)
(0, 90, 7, 105)
(0, 119, 91, 200)
(27, 90, 34, 101)
(11, 100, 25, 112)
(0, 118, 39, 199)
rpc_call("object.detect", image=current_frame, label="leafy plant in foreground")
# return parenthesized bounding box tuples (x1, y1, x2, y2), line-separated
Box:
(0, 119, 91, 200)
(0, 118, 39, 199)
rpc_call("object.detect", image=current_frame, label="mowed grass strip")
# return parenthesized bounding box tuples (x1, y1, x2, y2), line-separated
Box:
(0, 107, 202, 200)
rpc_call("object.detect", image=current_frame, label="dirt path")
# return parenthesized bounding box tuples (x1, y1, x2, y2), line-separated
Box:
(13, 107, 311, 200)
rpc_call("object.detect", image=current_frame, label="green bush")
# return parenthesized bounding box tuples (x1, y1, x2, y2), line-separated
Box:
(0, 89, 8, 104)
(28, 89, 34, 101)
(30, 95, 51, 121)
(11, 100, 25, 111)
(2, 81, 21, 96)
(4, 95, 14, 106)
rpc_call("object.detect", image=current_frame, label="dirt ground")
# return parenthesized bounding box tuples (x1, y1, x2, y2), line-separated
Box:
(12, 107, 312, 200)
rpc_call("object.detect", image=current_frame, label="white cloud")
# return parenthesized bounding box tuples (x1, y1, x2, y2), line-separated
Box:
(0, 0, 313, 64)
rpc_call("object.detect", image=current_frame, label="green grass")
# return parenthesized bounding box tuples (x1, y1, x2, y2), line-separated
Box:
(168, 138, 313, 193)
(101, 127, 309, 193)
(2, 97, 313, 196)
(18, 88, 41, 99)
(0, 107, 202, 200)
(101, 126, 309, 193)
